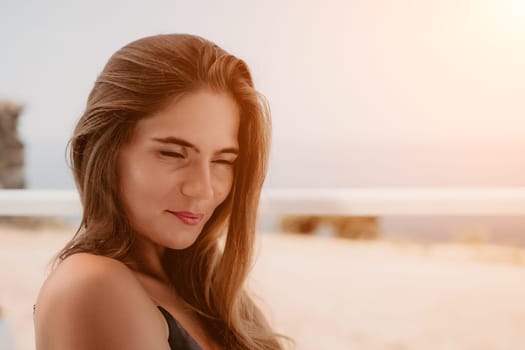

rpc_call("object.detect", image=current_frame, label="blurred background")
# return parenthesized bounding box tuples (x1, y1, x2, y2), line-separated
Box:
(2, 0, 525, 241)
(1, 0, 524, 349)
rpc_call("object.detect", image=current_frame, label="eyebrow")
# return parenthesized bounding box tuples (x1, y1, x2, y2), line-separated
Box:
(152, 136, 239, 155)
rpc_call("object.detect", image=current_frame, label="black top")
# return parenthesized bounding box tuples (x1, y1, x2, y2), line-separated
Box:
(157, 306, 203, 350)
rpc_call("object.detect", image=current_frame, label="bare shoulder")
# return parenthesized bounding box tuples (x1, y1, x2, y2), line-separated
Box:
(41, 252, 137, 288)
(36, 253, 138, 305)
(34, 253, 169, 350)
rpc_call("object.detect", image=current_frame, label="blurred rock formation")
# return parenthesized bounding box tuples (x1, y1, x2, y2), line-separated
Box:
(0, 100, 73, 230)
(0, 100, 25, 189)
(279, 215, 380, 240)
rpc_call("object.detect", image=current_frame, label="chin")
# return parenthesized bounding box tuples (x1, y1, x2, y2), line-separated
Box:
(172, 240, 198, 250)
(165, 232, 201, 250)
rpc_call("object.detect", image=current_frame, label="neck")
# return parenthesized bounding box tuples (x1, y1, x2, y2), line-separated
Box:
(130, 235, 170, 283)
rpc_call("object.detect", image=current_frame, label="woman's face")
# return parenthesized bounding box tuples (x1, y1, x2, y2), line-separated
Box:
(118, 89, 240, 250)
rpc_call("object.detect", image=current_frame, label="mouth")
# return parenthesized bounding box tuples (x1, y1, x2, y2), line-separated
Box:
(167, 211, 204, 226)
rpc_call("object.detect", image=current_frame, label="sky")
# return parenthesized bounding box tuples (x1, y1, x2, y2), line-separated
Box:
(1, 0, 524, 189)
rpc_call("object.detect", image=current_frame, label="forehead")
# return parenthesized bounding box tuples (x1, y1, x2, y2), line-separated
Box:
(132, 90, 240, 149)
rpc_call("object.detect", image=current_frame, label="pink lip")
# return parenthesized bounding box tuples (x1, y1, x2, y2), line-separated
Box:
(167, 211, 204, 226)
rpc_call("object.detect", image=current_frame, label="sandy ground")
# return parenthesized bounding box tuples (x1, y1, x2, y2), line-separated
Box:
(1, 226, 525, 350)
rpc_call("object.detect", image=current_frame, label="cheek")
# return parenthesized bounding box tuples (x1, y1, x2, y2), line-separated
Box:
(213, 168, 235, 201)
(119, 154, 169, 211)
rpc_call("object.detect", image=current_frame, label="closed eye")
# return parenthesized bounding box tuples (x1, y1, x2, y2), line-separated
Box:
(214, 159, 236, 165)
(159, 150, 235, 165)
(159, 151, 185, 159)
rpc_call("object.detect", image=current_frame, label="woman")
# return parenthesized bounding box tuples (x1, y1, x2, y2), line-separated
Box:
(34, 34, 289, 350)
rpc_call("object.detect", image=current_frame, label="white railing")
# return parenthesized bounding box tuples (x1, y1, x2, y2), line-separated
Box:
(1, 188, 525, 216)
(259, 187, 525, 216)
(0, 190, 82, 216)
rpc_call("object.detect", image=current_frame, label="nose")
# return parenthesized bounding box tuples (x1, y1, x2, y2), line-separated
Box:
(180, 161, 214, 200)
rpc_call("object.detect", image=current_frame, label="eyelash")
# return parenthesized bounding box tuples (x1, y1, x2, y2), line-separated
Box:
(159, 151, 236, 165)
(159, 151, 184, 158)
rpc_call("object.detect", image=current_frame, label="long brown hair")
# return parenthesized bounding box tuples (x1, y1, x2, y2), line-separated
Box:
(58, 34, 290, 349)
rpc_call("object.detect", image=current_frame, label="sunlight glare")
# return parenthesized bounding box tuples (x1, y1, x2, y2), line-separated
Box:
(502, 0, 525, 33)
